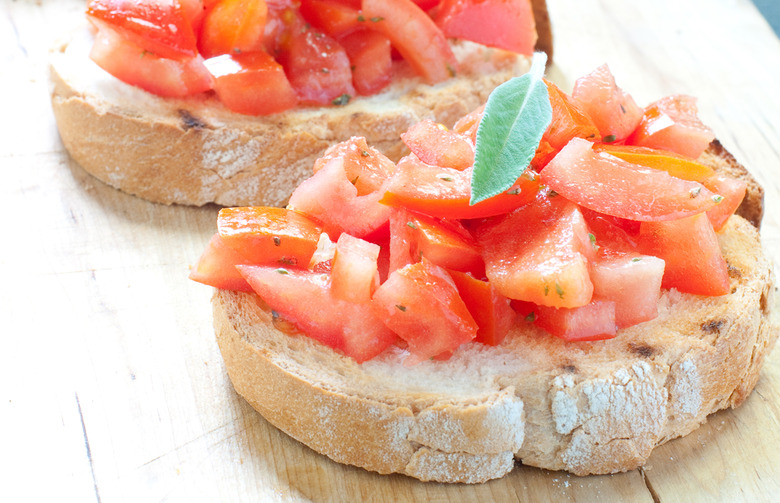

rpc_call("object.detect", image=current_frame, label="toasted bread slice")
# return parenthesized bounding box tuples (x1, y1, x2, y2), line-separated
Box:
(49, 1, 552, 207)
(210, 146, 777, 483)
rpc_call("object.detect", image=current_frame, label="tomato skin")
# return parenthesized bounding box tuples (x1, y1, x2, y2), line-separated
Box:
(87, 0, 198, 59)
(593, 144, 715, 181)
(571, 64, 643, 143)
(406, 213, 483, 275)
(239, 266, 397, 362)
(388, 209, 416, 274)
(380, 154, 540, 219)
(401, 119, 474, 171)
(701, 174, 747, 231)
(638, 213, 729, 296)
(205, 51, 298, 115)
(331, 233, 381, 303)
(277, 24, 355, 105)
(198, 0, 268, 58)
(542, 138, 718, 222)
(534, 300, 617, 342)
(449, 271, 514, 346)
(287, 142, 393, 238)
(372, 260, 477, 363)
(435, 0, 537, 55)
(217, 207, 323, 267)
(628, 95, 715, 159)
(312, 137, 395, 195)
(476, 191, 595, 308)
(339, 29, 393, 96)
(189, 233, 254, 292)
(299, 0, 362, 38)
(361, 0, 458, 84)
(590, 254, 664, 328)
(89, 24, 214, 97)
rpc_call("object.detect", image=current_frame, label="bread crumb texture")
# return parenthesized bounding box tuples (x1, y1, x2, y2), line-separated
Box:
(213, 215, 777, 482)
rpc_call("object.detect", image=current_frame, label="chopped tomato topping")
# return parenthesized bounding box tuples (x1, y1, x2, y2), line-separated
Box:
(590, 254, 665, 328)
(198, 0, 268, 58)
(701, 174, 747, 231)
(331, 233, 381, 302)
(299, 0, 362, 38)
(401, 119, 475, 171)
(534, 300, 617, 342)
(435, 0, 537, 55)
(628, 95, 715, 158)
(205, 51, 298, 115)
(217, 207, 323, 267)
(339, 29, 393, 95)
(593, 144, 715, 181)
(372, 259, 477, 363)
(449, 271, 515, 345)
(189, 233, 253, 292)
(407, 213, 483, 275)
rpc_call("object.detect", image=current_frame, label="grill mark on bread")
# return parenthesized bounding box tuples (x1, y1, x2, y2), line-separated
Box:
(628, 343, 656, 358)
(701, 320, 725, 334)
(562, 364, 578, 374)
(178, 109, 208, 130)
(727, 263, 742, 279)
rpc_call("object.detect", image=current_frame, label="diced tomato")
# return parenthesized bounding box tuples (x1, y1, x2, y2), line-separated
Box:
(401, 119, 474, 171)
(361, 0, 458, 84)
(277, 24, 355, 105)
(412, 0, 441, 10)
(189, 233, 253, 292)
(534, 300, 617, 342)
(198, 0, 268, 58)
(309, 233, 336, 271)
(89, 25, 213, 97)
(531, 80, 601, 169)
(701, 174, 747, 231)
(380, 154, 540, 219)
(299, 0, 362, 38)
(449, 271, 514, 345)
(217, 207, 323, 267)
(87, 0, 198, 60)
(331, 233, 380, 302)
(287, 145, 392, 238)
(452, 104, 484, 144)
(628, 95, 715, 159)
(407, 213, 483, 275)
(590, 254, 664, 328)
(638, 213, 729, 296)
(180, 0, 206, 34)
(205, 51, 298, 115)
(435, 0, 536, 55)
(542, 138, 718, 222)
(593, 144, 714, 181)
(372, 260, 477, 363)
(312, 137, 395, 194)
(388, 209, 417, 273)
(339, 29, 393, 96)
(581, 207, 640, 257)
(262, 3, 303, 57)
(571, 64, 643, 143)
(476, 191, 595, 308)
(239, 266, 397, 362)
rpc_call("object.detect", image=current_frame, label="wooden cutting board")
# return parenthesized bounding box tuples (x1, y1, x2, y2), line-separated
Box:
(2, 0, 778, 501)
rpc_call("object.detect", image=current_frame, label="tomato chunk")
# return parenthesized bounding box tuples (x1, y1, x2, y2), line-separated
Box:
(590, 254, 664, 328)
(388, 209, 416, 274)
(217, 207, 323, 267)
(361, 0, 457, 84)
(331, 233, 380, 302)
(277, 24, 355, 105)
(435, 0, 536, 55)
(380, 154, 540, 219)
(339, 29, 393, 95)
(189, 233, 253, 292)
(407, 213, 483, 275)
(542, 138, 718, 222)
(638, 213, 729, 296)
(534, 300, 617, 342)
(205, 51, 298, 115)
(89, 25, 213, 97)
(701, 174, 747, 231)
(288, 143, 393, 238)
(449, 271, 514, 346)
(299, 0, 362, 38)
(87, 0, 198, 60)
(372, 260, 477, 364)
(198, 0, 268, 58)
(476, 191, 595, 308)
(401, 120, 474, 171)
(239, 266, 397, 362)
(312, 137, 395, 195)
(571, 64, 643, 143)
(628, 95, 715, 159)
(593, 144, 714, 181)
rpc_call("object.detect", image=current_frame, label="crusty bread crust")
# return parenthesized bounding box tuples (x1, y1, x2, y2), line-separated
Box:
(49, 3, 552, 207)
(210, 144, 777, 482)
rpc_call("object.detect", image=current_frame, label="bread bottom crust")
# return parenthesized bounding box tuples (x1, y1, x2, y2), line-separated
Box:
(212, 215, 777, 482)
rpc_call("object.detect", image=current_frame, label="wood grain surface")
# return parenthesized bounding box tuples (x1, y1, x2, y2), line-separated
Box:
(1, 0, 778, 501)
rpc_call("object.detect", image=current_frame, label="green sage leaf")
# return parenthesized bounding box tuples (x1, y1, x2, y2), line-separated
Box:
(470, 53, 552, 205)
